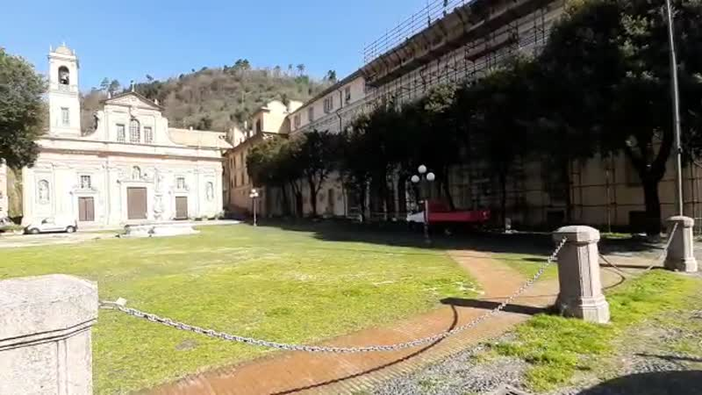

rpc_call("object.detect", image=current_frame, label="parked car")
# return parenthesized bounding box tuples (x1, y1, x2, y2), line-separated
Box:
(24, 216, 78, 234)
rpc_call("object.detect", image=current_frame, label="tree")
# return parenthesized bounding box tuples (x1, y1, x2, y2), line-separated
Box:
(297, 64, 306, 76)
(194, 115, 213, 130)
(146, 74, 154, 82)
(342, 117, 375, 220)
(537, 0, 702, 234)
(247, 136, 293, 215)
(0, 48, 46, 168)
(295, 130, 339, 216)
(326, 70, 337, 83)
(414, 84, 463, 209)
(108, 79, 121, 95)
(100, 77, 110, 92)
(457, 57, 535, 227)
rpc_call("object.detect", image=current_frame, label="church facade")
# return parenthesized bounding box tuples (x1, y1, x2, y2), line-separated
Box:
(21, 44, 231, 227)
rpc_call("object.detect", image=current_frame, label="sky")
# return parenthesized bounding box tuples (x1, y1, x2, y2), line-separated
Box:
(1, 0, 429, 91)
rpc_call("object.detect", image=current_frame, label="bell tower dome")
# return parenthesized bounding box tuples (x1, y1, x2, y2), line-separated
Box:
(48, 43, 81, 137)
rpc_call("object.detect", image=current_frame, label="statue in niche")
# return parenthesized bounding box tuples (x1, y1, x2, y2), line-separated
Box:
(37, 180, 50, 204)
(153, 195, 164, 220)
(206, 182, 214, 201)
(132, 166, 142, 180)
(155, 172, 164, 193)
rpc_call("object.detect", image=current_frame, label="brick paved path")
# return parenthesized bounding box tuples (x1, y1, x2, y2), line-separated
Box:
(147, 251, 624, 395)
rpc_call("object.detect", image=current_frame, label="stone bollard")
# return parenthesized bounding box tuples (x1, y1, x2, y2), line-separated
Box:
(552, 226, 610, 324)
(665, 216, 698, 272)
(0, 275, 98, 394)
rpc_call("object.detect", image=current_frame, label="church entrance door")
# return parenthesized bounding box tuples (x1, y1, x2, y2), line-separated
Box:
(127, 187, 147, 220)
(78, 197, 95, 222)
(175, 196, 188, 220)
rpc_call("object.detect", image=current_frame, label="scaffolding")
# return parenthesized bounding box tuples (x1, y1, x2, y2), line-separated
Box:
(363, 0, 475, 65)
(362, 0, 562, 111)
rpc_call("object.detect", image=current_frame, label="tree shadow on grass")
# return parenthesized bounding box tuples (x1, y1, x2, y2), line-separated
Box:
(258, 219, 663, 257)
(578, 370, 702, 395)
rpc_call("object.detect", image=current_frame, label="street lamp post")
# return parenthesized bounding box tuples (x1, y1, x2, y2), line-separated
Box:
(665, 0, 684, 216)
(411, 165, 436, 244)
(249, 188, 260, 227)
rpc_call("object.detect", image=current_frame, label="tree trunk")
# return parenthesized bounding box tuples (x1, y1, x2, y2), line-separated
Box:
(280, 184, 290, 216)
(562, 161, 573, 223)
(384, 175, 394, 221)
(308, 177, 318, 217)
(289, 181, 302, 217)
(359, 185, 367, 223)
(442, 177, 455, 210)
(499, 172, 508, 230)
(642, 177, 662, 236)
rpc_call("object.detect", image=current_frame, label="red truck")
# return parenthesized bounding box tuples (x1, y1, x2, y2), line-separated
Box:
(406, 200, 491, 227)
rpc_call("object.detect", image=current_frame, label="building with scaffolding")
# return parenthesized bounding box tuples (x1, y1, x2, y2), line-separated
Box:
(233, 0, 702, 231)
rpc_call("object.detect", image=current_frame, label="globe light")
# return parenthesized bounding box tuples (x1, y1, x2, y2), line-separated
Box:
(426, 172, 436, 182)
(418, 165, 427, 174)
(411, 175, 421, 184)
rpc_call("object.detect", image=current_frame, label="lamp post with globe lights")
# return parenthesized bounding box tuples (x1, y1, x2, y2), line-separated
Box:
(249, 188, 260, 227)
(411, 165, 436, 244)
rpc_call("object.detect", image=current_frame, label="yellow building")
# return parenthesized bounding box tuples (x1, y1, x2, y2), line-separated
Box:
(223, 100, 302, 216)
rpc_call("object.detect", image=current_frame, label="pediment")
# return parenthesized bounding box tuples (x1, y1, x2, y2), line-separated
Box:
(104, 92, 162, 111)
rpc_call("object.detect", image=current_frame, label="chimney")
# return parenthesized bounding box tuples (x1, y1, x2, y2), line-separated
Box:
(154, 98, 159, 105)
(189, 126, 194, 131)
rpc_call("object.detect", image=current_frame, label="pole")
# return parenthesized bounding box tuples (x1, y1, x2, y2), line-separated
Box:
(423, 198, 430, 244)
(665, 0, 684, 216)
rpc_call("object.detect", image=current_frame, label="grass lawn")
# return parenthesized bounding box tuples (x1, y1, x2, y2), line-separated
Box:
(0, 224, 476, 394)
(491, 270, 701, 392)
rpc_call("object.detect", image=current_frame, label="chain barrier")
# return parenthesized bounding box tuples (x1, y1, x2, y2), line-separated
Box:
(599, 222, 679, 275)
(644, 222, 678, 272)
(100, 237, 569, 354)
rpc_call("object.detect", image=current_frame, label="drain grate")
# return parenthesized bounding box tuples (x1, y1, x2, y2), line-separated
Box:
(491, 384, 533, 395)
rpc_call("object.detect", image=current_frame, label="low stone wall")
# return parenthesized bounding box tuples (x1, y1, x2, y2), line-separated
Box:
(0, 275, 98, 394)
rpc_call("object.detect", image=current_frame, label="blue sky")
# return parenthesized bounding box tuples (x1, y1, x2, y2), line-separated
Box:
(2, 0, 428, 91)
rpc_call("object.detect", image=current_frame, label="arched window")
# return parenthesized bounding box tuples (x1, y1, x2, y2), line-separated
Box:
(132, 166, 141, 180)
(58, 66, 70, 85)
(144, 126, 153, 144)
(129, 119, 140, 143)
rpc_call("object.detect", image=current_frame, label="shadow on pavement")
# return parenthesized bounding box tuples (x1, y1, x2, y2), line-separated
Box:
(440, 297, 549, 316)
(578, 370, 702, 395)
(258, 219, 664, 256)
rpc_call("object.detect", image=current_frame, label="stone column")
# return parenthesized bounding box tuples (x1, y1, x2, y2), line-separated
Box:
(0, 275, 98, 394)
(665, 216, 698, 272)
(552, 226, 610, 324)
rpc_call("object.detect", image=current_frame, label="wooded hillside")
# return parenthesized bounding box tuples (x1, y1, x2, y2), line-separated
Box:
(82, 61, 334, 135)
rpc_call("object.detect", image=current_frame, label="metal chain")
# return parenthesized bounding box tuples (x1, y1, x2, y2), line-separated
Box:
(599, 222, 679, 275)
(100, 237, 568, 354)
(644, 222, 679, 272)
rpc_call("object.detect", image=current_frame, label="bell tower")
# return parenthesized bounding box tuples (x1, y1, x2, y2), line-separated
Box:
(48, 43, 81, 136)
